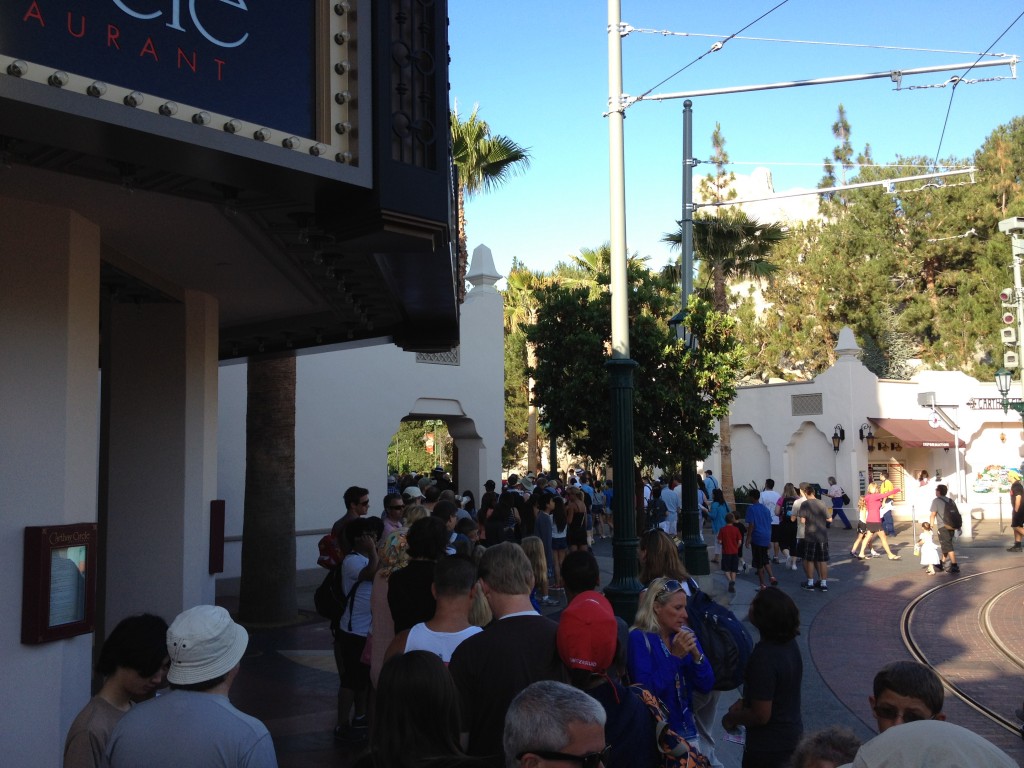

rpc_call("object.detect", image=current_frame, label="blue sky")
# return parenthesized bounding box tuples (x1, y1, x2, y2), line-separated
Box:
(449, 1, 1024, 277)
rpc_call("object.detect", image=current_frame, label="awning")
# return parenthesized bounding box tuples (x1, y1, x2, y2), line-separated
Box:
(868, 417, 966, 449)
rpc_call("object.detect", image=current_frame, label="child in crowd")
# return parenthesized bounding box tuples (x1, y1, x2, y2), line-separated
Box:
(521, 536, 557, 607)
(916, 521, 941, 575)
(718, 513, 743, 593)
(869, 660, 945, 733)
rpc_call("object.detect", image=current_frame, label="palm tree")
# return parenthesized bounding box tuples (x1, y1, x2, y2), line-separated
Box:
(450, 105, 531, 302)
(504, 262, 547, 472)
(663, 211, 788, 505)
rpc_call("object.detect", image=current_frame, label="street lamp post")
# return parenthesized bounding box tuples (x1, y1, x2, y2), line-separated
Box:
(995, 367, 1024, 422)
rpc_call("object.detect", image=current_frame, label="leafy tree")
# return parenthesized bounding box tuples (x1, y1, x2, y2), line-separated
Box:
(527, 255, 741, 475)
(502, 330, 530, 466)
(503, 260, 547, 471)
(451, 105, 531, 301)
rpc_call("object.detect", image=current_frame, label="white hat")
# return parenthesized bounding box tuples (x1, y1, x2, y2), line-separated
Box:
(166, 605, 248, 685)
(403, 486, 425, 501)
(837, 720, 1017, 768)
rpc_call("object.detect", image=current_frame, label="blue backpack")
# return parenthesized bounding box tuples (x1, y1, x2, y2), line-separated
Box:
(685, 579, 754, 691)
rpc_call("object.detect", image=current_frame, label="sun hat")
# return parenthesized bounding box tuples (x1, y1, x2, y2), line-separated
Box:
(521, 476, 536, 492)
(403, 486, 425, 501)
(556, 591, 617, 673)
(836, 720, 1018, 768)
(166, 605, 248, 685)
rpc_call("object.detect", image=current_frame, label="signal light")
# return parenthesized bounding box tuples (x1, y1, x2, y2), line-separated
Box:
(1000, 288, 1015, 303)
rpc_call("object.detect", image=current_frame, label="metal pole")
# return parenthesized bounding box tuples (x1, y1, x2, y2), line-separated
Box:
(681, 100, 694, 312)
(604, 0, 641, 622)
(1013, 234, 1024, 400)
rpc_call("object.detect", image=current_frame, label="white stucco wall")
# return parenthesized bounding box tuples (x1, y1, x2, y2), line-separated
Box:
(216, 245, 505, 577)
(705, 328, 1023, 530)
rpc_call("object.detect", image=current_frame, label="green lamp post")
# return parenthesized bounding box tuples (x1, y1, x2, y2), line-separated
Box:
(995, 368, 1024, 422)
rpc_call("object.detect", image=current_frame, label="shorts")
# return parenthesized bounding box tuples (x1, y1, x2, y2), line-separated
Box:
(721, 553, 739, 573)
(937, 526, 956, 555)
(751, 545, 771, 569)
(856, 521, 868, 534)
(866, 522, 883, 533)
(552, 537, 568, 551)
(336, 630, 370, 691)
(801, 541, 830, 563)
(1012, 508, 1024, 528)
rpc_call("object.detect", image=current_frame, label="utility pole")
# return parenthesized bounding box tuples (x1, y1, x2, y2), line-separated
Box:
(603, 0, 642, 622)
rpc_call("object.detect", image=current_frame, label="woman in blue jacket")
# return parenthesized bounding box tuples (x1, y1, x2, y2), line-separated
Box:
(627, 576, 715, 751)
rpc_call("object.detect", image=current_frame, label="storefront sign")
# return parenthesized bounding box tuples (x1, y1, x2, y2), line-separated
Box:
(1, 1, 316, 137)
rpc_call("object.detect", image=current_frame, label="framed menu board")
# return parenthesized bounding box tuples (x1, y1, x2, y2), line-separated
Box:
(22, 524, 97, 644)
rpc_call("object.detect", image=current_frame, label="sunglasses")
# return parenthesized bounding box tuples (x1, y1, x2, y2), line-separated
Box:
(657, 579, 686, 598)
(516, 746, 610, 768)
(872, 704, 933, 723)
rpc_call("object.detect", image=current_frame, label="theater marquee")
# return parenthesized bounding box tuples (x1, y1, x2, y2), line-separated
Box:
(0, 0, 364, 171)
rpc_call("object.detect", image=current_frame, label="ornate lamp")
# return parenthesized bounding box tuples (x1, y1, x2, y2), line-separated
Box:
(831, 424, 845, 453)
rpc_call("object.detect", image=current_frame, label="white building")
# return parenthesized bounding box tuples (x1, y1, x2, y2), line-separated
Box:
(704, 327, 1022, 533)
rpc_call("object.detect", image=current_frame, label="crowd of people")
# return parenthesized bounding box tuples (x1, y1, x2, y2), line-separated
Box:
(64, 466, 1023, 768)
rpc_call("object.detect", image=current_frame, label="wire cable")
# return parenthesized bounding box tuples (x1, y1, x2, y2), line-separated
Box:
(626, 28, 1006, 60)
(932, 9, 1024, 165)
(630, 0, 790, 108)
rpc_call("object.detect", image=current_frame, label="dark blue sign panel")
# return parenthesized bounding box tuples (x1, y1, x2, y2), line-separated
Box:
(1, 1, 315, 138)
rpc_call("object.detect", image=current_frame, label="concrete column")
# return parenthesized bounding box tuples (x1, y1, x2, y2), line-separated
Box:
(104, 290, 219, 626)
(0, 198, 100, 766)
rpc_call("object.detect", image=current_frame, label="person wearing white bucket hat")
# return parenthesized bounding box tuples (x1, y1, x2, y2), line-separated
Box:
(106, 605, 277, 767)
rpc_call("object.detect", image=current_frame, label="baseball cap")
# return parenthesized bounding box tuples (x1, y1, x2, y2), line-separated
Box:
(403, 486, 425, 501)
(556, 591, 617, 673)
(166, 605, 248, 685)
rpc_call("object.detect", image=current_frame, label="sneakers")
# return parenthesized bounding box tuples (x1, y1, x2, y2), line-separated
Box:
(817, 583, 829, 592)
(1008, 544, 1023, 552)
(949, 564, 961, 574)
(790, 560, 799, 570)
(728, 582, 736, 593)
(800, 582, 816, 591)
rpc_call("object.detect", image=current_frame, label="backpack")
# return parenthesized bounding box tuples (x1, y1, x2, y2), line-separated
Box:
(313, 565, 346, 624)
(649, 498, 668, 525)
(941, 497, 962, 530)
(630, 685, 711, 768)
(685, 579, 754, 691)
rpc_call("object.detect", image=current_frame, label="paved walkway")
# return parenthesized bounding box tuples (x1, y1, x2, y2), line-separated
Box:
(220, 522, 1024, 767)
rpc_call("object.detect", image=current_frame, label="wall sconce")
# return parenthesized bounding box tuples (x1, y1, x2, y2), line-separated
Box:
(831, 425, 845, 453)
(866, 440, 874, 453)
(858, 423, 874, 442)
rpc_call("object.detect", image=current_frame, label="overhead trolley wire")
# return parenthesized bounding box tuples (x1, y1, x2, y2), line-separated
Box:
(932, 9, 1024, 165)
(628, 0, 790, 109)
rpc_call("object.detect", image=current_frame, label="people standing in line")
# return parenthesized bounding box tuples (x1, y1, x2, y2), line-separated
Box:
(708, 489, 730, 565)
(105, 606, 278, 768)
(878, 471, 896, 537)
(697, 476, 712, 529)
(703, 469, 720, 496)
(917, 522, 941, 574)
(661, 475, 683, 537)
(928, 484, 960, 574)
(388, 517, 448, 633)
(797, 482, 832, 592)
(627, 577, 715, 755)
(825, 476, 853, 530)
(718, 513, 743, 593)
(744, 489, 778, 589)
(381, 493, 406, 536)
(332, 486, 371, 559)
(1008, 472, 1023, 552)
(521, 536, 557, 608)
(855, 482, 901, 560)
(448, 543, 564, 762)
(65, 614, 169, 768)
(759, 480, 782, 562)
(721, 588, 803, 768)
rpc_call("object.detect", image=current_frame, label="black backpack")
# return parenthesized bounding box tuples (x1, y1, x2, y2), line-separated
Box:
(941, 497, 963, 530)
(684, 579, 754, 691)
(314, 565, 346, 624)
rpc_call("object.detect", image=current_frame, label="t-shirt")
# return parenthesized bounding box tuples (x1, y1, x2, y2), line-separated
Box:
(703, 475, 720, 494)
(449, 614, 563, 761)
(760, 490, 781, 523)
(1011, 481, 1023, 514)
(746, 502, 773, 546)
(106, 690, 278, 768)
(405, 622, 483, 664)
(340, 552, 372, 637)
(64, 695, 127, 768)
(744, 639, 803, 754)
(717, 524, 742, 556)
(799, 498, 830, 544)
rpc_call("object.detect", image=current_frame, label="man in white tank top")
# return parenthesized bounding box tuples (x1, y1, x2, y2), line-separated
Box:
(384, 555, 482, 664)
